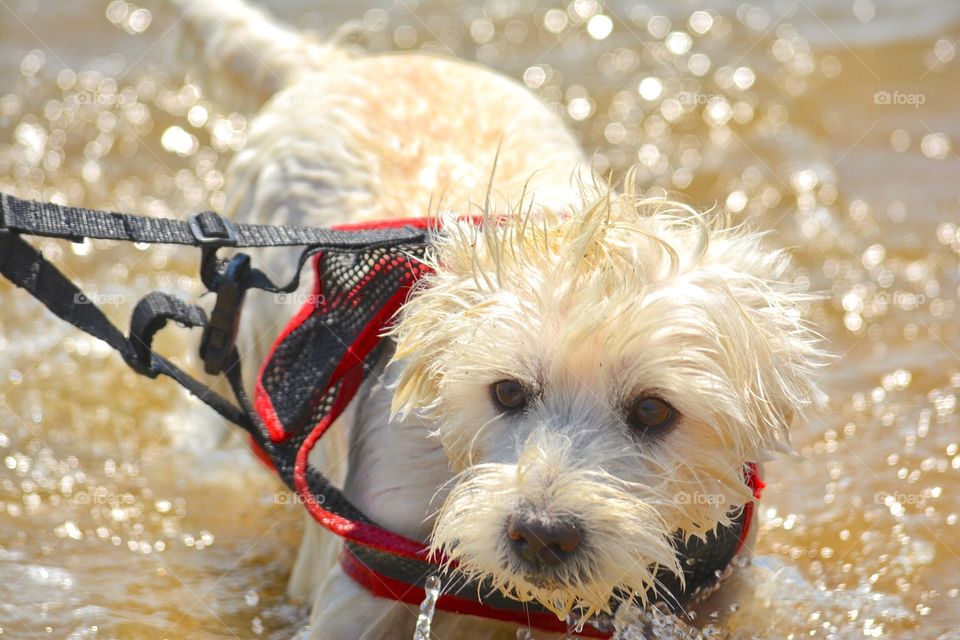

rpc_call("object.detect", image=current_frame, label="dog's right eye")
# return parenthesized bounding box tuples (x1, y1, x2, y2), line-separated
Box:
(627, 396, 677, 433)
(491, 380, 528, 411)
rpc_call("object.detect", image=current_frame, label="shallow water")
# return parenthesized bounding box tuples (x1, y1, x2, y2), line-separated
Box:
(1, 0, 959, 638)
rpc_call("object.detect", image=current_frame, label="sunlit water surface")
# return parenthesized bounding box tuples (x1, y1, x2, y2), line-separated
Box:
(1, 0, 959, 638)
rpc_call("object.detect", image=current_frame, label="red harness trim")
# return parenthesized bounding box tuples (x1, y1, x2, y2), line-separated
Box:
(338, 466, 763, 638)
(735, 462, 765, 556)
(339, 546, 612, 638)
(254, 287, 321, 443)
(253, 218, 440, 559)
(253, 217, 767, 636)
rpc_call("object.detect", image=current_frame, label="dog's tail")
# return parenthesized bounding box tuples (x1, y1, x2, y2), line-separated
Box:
(172, 0, 350, 112)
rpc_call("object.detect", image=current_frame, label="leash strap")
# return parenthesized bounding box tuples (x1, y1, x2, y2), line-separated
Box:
(0, 192, 421, 249)
(0, 230, 255, 430)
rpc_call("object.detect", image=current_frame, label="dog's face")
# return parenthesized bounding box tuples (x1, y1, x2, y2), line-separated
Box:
(390, 192, 824, 618)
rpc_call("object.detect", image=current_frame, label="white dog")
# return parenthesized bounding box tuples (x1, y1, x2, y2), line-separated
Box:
(176, 2, 824, 638)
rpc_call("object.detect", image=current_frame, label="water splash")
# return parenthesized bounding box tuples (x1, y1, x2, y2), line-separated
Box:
(567, 610, 615, 636)
(613, 605, 707, 640)
(413, 575, 442, 640)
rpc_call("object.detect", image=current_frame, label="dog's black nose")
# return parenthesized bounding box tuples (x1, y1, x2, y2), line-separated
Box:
(506, 514, 581, 567)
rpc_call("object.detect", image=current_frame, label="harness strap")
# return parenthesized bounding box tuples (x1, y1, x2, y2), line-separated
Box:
(129, 291, 208, 368)
(0, 192, 424, 249)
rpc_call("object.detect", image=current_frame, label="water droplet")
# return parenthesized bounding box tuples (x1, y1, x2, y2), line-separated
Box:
(106, 1, 128, 25)
(890, 129, 911, 152)
(920, 133, 950, 160)
(726, 190, 747, 213)
(852, 0, 876, 22)
(413, 576, 441, 640)
(637, 77, 663, 101)
(161, 125, 198, 156)
(689, 11, 714, 35)
(567, 97, 593, 121)
(63, 521, 82, 540)
(587, 15, 613, 40)
(543, 9, 567, 34)
(665, 31, 692, 55)
(732, 66, 756, 90)
(861, 244, 886, 268)
(522, 66, 546, 89)
(20, 50, 46, 77)
(647, 15, 671, 39)
(469, 20, 495, 44)
(187, 104, 208, 127)
(688, 53, 711, 76)
(127, 8, 152, 34)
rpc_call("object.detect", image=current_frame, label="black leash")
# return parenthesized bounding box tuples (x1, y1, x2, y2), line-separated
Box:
(0, 192, 426, 434)
(0, 192, 415, 248)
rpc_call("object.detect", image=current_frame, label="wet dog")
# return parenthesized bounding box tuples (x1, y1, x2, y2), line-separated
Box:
(176, 1, 824, 637)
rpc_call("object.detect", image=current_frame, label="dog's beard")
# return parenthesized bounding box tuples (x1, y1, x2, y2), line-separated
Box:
(429, 433, 685, 620)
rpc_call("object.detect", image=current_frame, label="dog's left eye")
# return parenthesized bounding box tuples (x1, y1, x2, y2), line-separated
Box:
(491, 380, 529, 411)
(627, 396, 677, 432)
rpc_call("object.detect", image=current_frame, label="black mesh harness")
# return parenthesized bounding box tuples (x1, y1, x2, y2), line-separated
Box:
(0, 193, 763, 637)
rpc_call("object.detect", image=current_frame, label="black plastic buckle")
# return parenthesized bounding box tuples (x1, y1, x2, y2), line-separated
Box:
(200, 253, 250, 375)
(188, 212, 238, 247)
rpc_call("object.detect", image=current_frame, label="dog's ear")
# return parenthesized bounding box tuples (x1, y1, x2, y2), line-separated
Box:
(692, 226, 828, 455)
(605, 194, 827, 458)
(598, 191, 827, 458)
(389, 317, 444, 418)
(387, 219, 483, 418)
(387, 213, 527, 419)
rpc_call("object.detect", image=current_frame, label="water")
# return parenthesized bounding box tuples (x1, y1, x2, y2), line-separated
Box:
(2, 0, 959, 638)
(413, 575, 441, 640)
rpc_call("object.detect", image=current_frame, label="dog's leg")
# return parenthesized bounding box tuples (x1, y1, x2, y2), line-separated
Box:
(307, 564, 418, 640)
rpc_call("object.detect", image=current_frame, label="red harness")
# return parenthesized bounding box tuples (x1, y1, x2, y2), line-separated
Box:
(251, 218, 765, 637)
